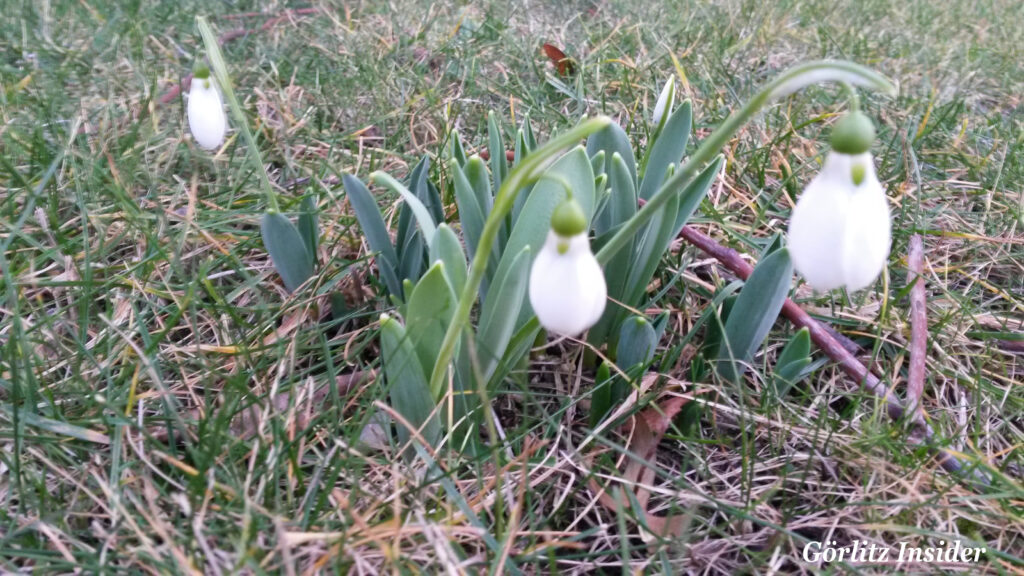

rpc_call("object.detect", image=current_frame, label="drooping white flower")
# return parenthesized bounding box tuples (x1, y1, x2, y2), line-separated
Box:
(787, 150, 891, 292)
(652, 78, 675, 128)
(528, 198, 607, 337)
(187, 67, 227, 150)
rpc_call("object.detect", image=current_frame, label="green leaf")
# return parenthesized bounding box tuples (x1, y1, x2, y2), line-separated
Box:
(771, 327, 813, 398)
(429, 224, 468, 296)
(297, 193, 319, 263)
(586, 121, 637, 188)
(715, 248, 794, 383)
(672, 155, 723, 236)
(371, 171, 438, 243)
(342, 173, 401, 296)
(703, 294, 737, 360)
(397, 227, 427, 292)
(759, 232, 785, 260)
(465, 155, 493, 217)
(514, 127, 529, 165)
(590, 149, 606, 177)
(452, 166, 485, 262)
(380, 315, 442, 451)
(405, 262, 458, 395)
(607, 152, 638, 228)
(617, 316, 658, 369)
(776, 327, 811, 367)
(451, 131, 468, 167)
(588, 361, 614, 428)
(260, 212, 313, 293)
(488, 111, 508, 191)
(485, 317, 541, 391)
(476, 246, 531, 381)
(623, 186, 678, 306)
(639, 100, 692, 201)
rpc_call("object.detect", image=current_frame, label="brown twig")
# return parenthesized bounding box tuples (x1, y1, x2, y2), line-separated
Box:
(156, 8, 319, 107)
(907, 235, 927, 415)
(676, 225, 989, 487)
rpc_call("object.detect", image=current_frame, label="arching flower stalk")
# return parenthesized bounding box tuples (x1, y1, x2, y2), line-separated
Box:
(788, 111, 891, 292)
(187, 64, 227, 150)
(529, 197, 607, 336)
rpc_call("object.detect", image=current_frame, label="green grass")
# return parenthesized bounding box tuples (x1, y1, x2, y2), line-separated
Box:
(2, 0, 1022, 573)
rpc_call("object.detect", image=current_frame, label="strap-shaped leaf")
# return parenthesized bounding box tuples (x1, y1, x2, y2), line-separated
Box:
(429, 224, 468, 297)
(380, 314, 442, 450)
(511, 129, 538, 223)
(588, 361, 614, 427)
(522, 114, 538, 150)
(398, 232, 426, 296)
(261, 212, 313, 293)
(297, 193, 319, 264)
(476, 245, 531, 381)
(607, 151, 638, 229)
(451, 131, 468, 167)
(771, 327, 813, 398)
(452, 166, 485, 261)
(586, 121, 637, 189)
(639, 99, 692, 200)
(617, 315, 658, 369)
(465, 155, 493, 216)
(590, 149, 606, 177)
(342, 173, 401, 296)
(624, 181, 678, 306)
(371, 171, 438, 243)
(672, 155, 723, 237)
(488, 111, 508, 191)
(485, 317, 541, 390)
(405, 262, 458, 395)
(715, 248, 794, 383)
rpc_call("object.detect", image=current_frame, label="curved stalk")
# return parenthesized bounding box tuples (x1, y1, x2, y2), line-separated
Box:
(595, 60, 895, 266)
(428, 117, 613, 394)
(197, 16, 280, 212)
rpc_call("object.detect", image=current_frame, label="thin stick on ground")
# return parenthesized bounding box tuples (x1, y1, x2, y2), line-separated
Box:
(676, 225, 989, 487)
(907, 234, 927, 415)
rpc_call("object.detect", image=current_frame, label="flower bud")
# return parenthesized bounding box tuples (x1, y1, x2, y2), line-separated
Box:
(529, 199, 606, 336)
(787, 149, 891, 292)
(187, 66, 227, 150)
(652, 78, 675, 128)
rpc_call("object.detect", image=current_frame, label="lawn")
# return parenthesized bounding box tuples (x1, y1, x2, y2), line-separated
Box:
(1, 0, 1022, 573)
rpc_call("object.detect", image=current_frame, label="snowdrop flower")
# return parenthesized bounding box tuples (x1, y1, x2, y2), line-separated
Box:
(652, 78, 675, 128)
(187, 65, 227, 150)
(529, 197, 607, 337)
(788, 111, 891, 292)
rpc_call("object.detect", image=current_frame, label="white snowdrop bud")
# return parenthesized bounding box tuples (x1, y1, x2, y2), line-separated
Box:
(528, 198, 607, 337)
(652, 78, 675, 128)
(187, 65, 227, 150)
(788, 113, 891, 292)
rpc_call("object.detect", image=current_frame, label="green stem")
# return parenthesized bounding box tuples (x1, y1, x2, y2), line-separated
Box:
(595, 60, 894, 266)
(197, 16, 280, 213)
(428, 117, 612, 395)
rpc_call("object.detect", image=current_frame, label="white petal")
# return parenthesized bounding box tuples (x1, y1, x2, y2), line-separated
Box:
(787, 153, 853, 291)
(841, 161, 890, 291)
(652, 79, 675, 127)
(529, 232, 607, 337)
(188, 78, 227, 150)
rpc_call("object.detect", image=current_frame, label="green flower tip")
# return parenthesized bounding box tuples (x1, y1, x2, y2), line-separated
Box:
(830, 111, 875, 155)
(192, 63, 210, 80)
(550, 197, 586, 237)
